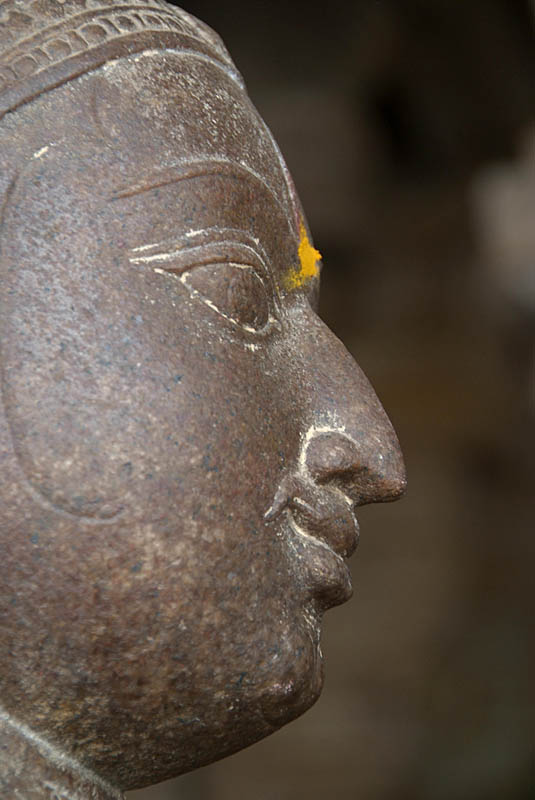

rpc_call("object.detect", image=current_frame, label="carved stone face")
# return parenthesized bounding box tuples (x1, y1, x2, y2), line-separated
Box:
(0, 50, 405, 790)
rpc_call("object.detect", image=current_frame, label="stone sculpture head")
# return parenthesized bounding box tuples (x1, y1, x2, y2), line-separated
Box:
(0, 1, 405, 796)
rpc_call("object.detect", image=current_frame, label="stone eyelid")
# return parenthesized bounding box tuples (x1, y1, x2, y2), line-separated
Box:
(128, 228, 272, 275)
(129, 241, 268, 277)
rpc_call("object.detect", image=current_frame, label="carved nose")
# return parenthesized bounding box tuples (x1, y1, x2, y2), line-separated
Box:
(304, 429, 406, 506)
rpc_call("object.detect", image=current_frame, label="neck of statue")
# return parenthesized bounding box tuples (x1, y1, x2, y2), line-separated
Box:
(0, 710, 123, 800)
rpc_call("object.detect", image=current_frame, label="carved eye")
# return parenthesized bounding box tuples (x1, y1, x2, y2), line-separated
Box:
(181, 263, 271, 332)
(129, 237, 277, 333)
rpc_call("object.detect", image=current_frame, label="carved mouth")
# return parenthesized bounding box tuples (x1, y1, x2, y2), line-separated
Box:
(285, 511, 355, 608)
(265, 476, 359, 608)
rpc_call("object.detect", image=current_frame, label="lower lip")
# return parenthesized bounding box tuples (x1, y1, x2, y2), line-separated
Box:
(286, 516, 354, 609)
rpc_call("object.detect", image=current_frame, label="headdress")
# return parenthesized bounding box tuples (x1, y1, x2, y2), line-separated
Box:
(0, 0, 240, 120)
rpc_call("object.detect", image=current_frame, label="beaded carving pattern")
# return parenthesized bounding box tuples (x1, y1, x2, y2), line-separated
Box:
(0, 0, 236, 113)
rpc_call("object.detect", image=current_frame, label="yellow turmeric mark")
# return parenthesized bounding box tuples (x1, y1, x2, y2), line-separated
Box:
(284, 222, 321, 290)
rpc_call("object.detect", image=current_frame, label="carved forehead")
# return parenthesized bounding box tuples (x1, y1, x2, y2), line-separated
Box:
(0, 48, 304, 285)
(89, 50, 297, 224)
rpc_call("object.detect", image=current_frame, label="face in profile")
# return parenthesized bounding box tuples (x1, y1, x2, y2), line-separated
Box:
(0, 47, 405, 791)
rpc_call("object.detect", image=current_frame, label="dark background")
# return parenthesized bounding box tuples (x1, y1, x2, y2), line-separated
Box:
(130, 2, 535, 798)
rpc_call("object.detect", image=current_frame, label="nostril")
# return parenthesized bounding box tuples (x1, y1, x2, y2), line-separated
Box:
(304, 429, 406, 506)
(304, 431, 361, 484)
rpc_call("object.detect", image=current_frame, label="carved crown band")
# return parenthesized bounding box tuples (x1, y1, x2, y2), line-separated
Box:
(0, 0, 241, 120)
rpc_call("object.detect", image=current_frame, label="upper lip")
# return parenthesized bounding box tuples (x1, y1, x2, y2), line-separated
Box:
(265, 474, 359, 559)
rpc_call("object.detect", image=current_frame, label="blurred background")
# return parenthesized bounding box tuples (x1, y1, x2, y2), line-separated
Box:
(130, 2, 534, 798)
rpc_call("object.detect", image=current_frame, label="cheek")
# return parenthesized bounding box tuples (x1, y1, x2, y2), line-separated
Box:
(90, 346, 317, 709)
(122, 354, 304, 632)
(1, 240, 299, 526)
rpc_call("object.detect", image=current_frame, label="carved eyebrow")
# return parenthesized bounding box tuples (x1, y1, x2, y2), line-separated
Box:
(128, 227, 270, 274)
(130, 227, 269, 262)
(110, 158, 290, 220)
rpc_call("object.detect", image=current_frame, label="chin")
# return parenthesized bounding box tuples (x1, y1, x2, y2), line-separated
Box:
(258, 617, 325, 728)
